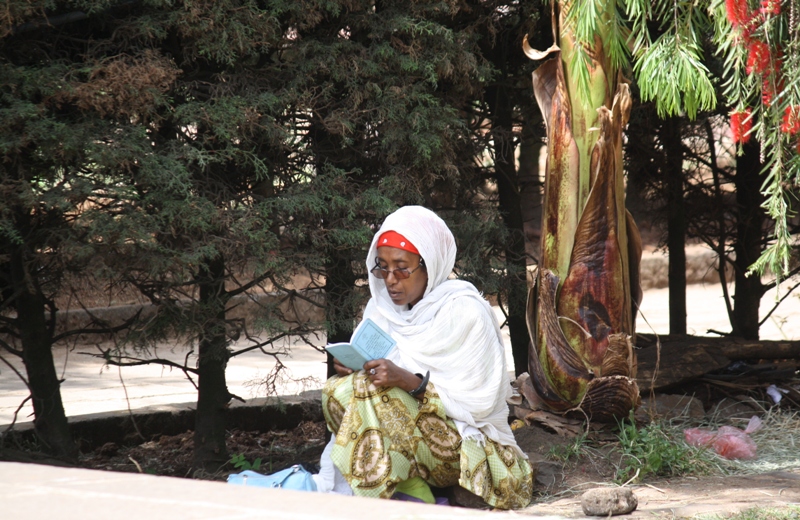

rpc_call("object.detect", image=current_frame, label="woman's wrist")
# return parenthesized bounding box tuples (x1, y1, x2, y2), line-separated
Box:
(401, 371, 421, 393)
(407, 371, 429, 398)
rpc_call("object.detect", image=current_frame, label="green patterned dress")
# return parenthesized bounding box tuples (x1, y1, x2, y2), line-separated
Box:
(322, 371, 533, 509)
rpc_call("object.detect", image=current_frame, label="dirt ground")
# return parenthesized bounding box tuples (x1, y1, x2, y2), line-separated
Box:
(515, 424, 800, 518)
(66, 410, 800, 519)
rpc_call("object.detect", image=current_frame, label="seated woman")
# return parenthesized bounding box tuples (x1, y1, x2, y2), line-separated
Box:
(318, 206, 533, 509)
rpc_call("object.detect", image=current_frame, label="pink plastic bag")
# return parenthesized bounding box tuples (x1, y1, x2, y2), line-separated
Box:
(684, 416, 763, 460)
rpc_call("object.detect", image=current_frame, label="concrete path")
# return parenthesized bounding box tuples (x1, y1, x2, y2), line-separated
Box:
(2, 281, 799, 427)
(0, 461, 567, 520)
(0, 335, 329, 428)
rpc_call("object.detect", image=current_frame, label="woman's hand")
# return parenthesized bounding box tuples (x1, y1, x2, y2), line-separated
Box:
(363, 359, 423, 395)
(333, 357, 354, 377)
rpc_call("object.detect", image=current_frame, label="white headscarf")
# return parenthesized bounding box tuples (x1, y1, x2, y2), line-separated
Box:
(361, 206, 521, 453)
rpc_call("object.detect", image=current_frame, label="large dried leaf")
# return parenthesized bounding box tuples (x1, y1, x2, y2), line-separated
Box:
(576, 375, 641, 422)
(556, 106, 625, 368)
(515, 406, 584, 437)
(537, 270, 593, 401)
(527, 339, 575, 412)
(555, 83, 635, 371)
(513, 372, 544, 410)
(523, 34, 561, 62)
(532, 57, 559, 134)
(525, 50, 642, 422)
(626, 209, 643, 331)
(527, 280, 576, 411)
(599, 333, 637, 378)
(525, 268, 538, 345)
(525, 277, 584, 411)
(533, 54, 581, 280)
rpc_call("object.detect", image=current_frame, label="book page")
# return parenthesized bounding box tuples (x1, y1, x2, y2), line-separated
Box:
(351, 318, 396, 360)
(325, 343, 368, 371)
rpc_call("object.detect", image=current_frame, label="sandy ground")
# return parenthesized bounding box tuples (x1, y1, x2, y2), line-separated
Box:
(1, 281, 799, 427)
(520, 470, 800, 518)
(636, 281, 800, 339)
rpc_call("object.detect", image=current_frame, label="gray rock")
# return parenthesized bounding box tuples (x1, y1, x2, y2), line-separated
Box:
(580, 487, 638, 516)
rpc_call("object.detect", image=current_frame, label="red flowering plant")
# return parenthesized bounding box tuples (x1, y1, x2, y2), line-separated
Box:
(781, 105, 800, 135)
(715, 0, 800, 278)
(760, 0, 782, 14)
(731, 108, 754, 143)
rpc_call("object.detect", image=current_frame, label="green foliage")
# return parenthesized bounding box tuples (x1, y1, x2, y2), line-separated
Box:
(562, 0, 717, 118)
(625, 0, 717, 118)
(614, 414, 716, 483)
(546, 433, 589, 462)
(711, 0, 800, 279)
(230, 453, 262, 472)
(566, 43, 596, 106)
(561, 0, 797, 278)
(634, 34, 716, 119)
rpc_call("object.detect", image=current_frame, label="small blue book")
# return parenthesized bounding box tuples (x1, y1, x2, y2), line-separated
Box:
(325, 318, 396, 371)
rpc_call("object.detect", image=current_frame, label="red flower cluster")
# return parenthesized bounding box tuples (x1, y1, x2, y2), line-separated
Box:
(760, 0, 781, 15)
(727, 0, 797, 155)
(726, 0, 750, 25)
(746, 40, 772, 74)
(731, 109, 753, 144)
(762, 77, 776, 106)
(781, 106, 800, 135)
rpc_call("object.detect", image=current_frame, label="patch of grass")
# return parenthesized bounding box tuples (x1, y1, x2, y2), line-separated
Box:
(719, 409, 800, 475)
(693, 505, 800, 519)
(546, 433, 589, 462)
(613, 412, 718, 483)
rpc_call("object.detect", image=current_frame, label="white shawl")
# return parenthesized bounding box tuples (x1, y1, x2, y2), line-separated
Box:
(360, 206, 521, 454)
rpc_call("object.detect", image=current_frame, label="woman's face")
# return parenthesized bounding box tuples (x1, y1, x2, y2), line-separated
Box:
(375, 246, 428, 308)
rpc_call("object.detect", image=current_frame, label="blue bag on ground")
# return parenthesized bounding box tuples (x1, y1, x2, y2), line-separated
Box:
(227, 464, 317, 491)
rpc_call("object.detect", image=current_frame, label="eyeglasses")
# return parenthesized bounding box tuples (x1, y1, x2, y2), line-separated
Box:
(370, 259, 425, 280)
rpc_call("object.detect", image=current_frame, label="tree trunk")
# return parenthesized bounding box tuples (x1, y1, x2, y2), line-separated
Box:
(664, 117, 687, 335)
(731, 140, 765, 339)
(518, 115, 545, 262)
(192, 254, 231, 472)
(307, 115, 359, 378)
(324, 250, 357, 378)
(487, 85, 530, 377)
(11, 249, 76, 459)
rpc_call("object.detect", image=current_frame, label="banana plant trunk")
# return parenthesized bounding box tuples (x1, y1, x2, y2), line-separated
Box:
(523, 7, 643, 421)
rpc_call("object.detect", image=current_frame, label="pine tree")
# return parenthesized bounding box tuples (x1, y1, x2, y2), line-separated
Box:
(1, 1, 521, 469)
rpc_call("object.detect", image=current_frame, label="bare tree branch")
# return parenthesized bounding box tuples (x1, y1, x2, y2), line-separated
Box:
(81, 348, 199, 389)
(2, 395, 32, 435)
(226, 269, 274, 299)
(759, 280, 800, 328)
(762, 264, 800, 292)
(0, 352, 30, 389)
(704, 119, 735, 327)
(0, 337, 22, 357)
(230, 330, 299, 357)
(52, 308, 143, 343)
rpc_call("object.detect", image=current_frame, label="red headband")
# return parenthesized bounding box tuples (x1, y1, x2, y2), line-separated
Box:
(377, 230, 419, 255)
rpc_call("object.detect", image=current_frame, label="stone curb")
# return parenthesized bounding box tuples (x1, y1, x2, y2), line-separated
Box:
(2, 391, 323, 450)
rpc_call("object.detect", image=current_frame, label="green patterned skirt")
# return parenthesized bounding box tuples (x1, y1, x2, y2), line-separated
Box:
(322, 372, 533, 509)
